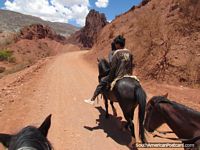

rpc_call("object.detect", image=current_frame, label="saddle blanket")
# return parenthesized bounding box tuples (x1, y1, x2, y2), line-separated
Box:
(111, 75, 140, 90)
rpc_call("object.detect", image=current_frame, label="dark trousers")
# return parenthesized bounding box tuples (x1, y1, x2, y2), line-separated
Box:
(91, 76, 110, 100)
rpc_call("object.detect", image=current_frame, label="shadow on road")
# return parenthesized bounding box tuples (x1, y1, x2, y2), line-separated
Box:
(84, 106, 132, 148)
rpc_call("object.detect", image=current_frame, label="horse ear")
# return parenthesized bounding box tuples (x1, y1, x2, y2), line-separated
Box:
(0, 133, 12, 148)
(38, 114, 52, 137)
(163, 93, 168, 98)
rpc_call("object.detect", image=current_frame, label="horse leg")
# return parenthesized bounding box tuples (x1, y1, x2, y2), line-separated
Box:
(123, 107, 137, 149)
(110, 101, 117, 117)
(103, 94, 109, 119)
(128, 120, 137, 149)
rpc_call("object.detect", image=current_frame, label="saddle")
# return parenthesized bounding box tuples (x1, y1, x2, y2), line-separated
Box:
(110, 75, 140, 90)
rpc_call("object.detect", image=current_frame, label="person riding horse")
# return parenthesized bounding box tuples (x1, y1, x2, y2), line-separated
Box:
(88, 36, 147, 146)
(108, 41, 117, 63)
(91, 35, 134, 101)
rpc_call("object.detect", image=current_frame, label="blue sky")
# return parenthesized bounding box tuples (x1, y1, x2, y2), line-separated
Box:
(0, 0, 6, 8)
(89, 0, 142, 22)
(0, 0, 142, 27)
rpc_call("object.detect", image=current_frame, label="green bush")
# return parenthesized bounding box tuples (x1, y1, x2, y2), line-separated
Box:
(0, 50, 12, 61)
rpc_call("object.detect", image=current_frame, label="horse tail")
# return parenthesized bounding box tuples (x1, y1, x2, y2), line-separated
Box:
(135, 85, 147, 143)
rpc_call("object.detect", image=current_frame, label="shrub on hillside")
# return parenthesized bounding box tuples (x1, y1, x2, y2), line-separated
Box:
(0, 49, 12, 61)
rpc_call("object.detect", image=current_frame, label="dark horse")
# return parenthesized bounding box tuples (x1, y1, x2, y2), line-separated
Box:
(144, 94, 200, 149)
(97, 58, 147, 145)
(97, 58, 117, 118)
(0, 114, 52, 150)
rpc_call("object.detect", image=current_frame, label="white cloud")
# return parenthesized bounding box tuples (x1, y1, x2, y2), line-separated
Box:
(4, 0, 90, 26)
(95, 0, 109, 8)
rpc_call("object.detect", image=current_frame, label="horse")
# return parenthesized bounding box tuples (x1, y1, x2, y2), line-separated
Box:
(97, 58, 147, 146)
(0, 114, 52, 150)
(97, 58, 117, 118)
(144, 94, 200, 149)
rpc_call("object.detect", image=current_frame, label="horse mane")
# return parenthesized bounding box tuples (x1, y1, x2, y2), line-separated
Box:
(172, 100, 200, 116)
(152, 96, 172, 104)
(152, 96, 200, 116)
(9, 126, 52, 150)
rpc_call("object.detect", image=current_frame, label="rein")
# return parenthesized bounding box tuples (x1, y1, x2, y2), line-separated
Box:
(152, 132, 181, 141)
(152, 129, 200, 143)
(150, 130, 180, 141)
(153, 134, 180, 141)
(152, 132, 200, 143)
(155, 130, 174, 135)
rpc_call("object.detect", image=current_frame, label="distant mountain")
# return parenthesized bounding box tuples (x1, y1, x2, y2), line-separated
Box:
(0, 9, 79, 36)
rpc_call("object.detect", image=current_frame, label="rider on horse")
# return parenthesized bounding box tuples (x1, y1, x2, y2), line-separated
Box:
(90, 35, 134, 101)
(108, 41, 117, 63)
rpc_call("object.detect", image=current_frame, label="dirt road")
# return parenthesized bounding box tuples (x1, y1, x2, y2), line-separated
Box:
(0, 50, 200, 150)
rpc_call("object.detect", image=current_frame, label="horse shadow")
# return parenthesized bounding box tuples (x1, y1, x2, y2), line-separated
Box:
(84, 106, 132, 149)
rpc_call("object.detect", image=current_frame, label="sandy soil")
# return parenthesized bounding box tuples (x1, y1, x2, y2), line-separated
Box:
(0, 50, 200, 150)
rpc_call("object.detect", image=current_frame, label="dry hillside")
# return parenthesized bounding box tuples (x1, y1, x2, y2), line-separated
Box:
(0, 24, 74, 78)
(87, 0, 200, 87)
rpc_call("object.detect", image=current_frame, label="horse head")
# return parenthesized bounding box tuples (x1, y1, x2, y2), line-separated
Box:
(144, 95, 170, 132)
(0, 114, 52, 150)
(97, 57, 110, 81)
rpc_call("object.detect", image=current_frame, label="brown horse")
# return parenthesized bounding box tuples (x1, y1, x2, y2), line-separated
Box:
(144, 94, 200, 149)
